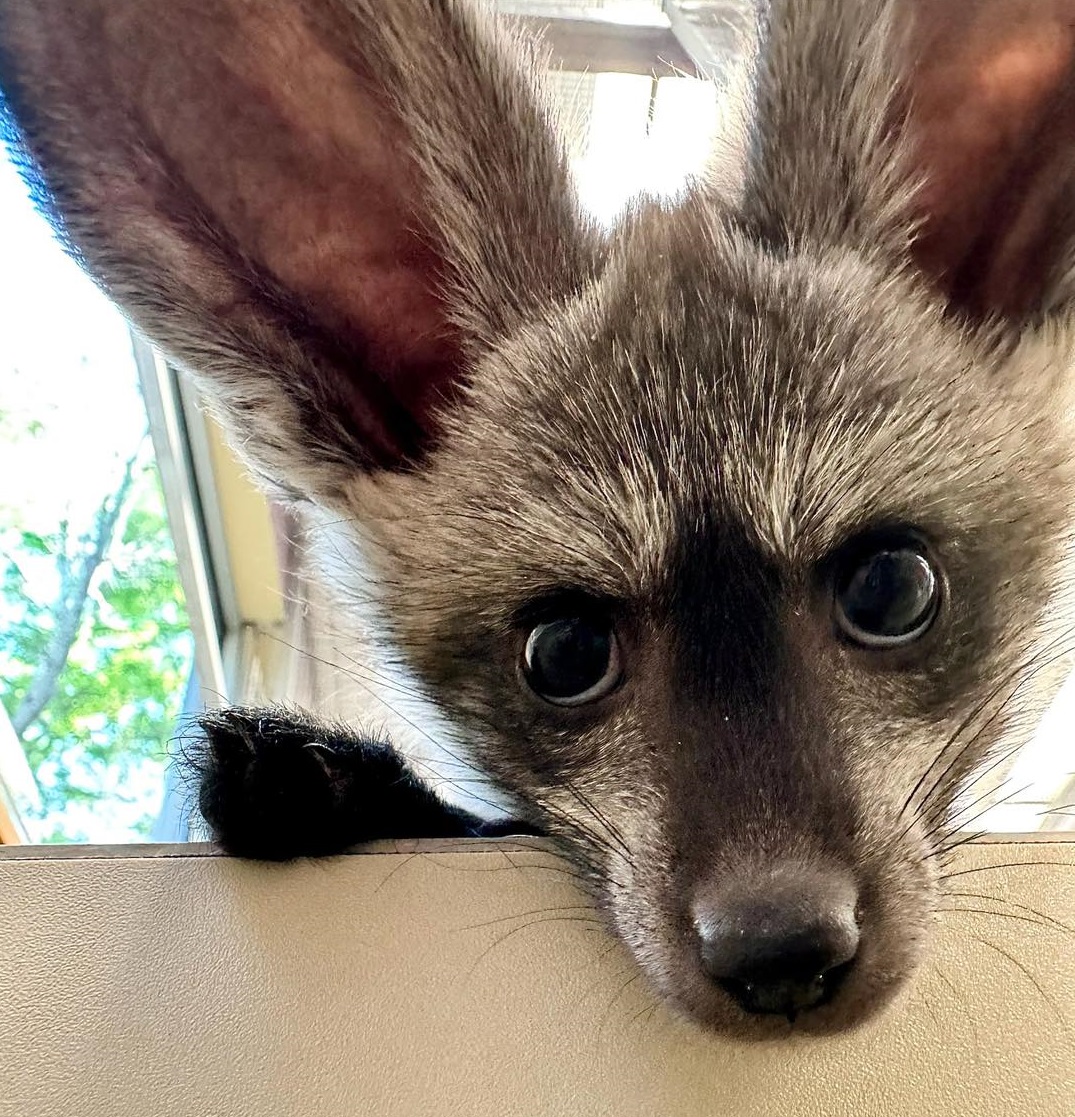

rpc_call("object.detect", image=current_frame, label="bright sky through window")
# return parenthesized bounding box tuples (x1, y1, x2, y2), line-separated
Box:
(0, 151, 194, 843)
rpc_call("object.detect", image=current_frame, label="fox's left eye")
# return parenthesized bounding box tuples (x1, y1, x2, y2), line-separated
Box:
(834, 540, 941, 647)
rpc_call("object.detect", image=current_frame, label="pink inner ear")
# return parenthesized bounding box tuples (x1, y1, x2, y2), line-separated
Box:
(906, 0, 1075, 321)
(122, 1, 463, 456)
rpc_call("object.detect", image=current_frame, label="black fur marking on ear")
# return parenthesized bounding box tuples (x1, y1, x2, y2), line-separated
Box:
(180, 706, 537, 861)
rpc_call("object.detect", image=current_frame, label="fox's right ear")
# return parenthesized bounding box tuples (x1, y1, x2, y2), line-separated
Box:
(0, 0, 602, 504)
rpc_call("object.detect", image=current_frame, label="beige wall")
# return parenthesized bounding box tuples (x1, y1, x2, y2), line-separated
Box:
(1, 836, 1072, 1117)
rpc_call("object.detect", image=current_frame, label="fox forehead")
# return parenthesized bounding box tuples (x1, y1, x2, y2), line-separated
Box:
(435, 221, 1049, 605)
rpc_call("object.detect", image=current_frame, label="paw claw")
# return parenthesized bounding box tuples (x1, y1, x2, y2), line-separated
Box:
(303, 741, 335, 775)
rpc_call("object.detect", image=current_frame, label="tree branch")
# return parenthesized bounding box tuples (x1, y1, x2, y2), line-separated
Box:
(11, 439, 146, 738)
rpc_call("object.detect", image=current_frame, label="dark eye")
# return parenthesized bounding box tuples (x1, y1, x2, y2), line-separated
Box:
(834, 541, 941, 647)
(522, 615, 622, 706)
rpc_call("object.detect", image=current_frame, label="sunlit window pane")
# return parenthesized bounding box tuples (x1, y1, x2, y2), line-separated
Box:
(0, 151, 196, 843)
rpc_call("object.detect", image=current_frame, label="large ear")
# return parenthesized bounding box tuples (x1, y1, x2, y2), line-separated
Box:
(905, 0, 1075, 324)
(0, 0, 601, 503)
(738, 0, 1075, 329)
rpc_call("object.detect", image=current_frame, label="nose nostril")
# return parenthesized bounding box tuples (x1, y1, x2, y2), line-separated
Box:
(716, 958, 856, 1017)
(693, 864, 861, 1018)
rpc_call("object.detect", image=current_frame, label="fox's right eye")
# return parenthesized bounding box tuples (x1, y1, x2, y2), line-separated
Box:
(522, 615, 622, 706)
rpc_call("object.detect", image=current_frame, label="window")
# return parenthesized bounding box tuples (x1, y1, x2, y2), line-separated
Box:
(0, 150, 266, 845)
(0, 152, 201, 842)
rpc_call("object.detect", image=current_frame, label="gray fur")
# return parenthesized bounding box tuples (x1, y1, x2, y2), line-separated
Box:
(2, 0, 1074, 1036)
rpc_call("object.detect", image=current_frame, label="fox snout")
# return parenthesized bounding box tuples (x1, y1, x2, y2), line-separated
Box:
(607, 816, 934, 1036)
(692, 861, 860, 1018)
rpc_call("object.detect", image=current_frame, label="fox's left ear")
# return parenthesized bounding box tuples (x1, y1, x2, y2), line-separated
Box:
(905, 0, 1075, 326)
(742, 0, 1075, 331)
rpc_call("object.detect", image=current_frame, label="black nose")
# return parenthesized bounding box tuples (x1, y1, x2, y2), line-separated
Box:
(693, 862, 860, 1018)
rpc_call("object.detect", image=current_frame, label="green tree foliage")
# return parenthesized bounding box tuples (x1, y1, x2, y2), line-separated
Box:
(0, 411, 193, 842)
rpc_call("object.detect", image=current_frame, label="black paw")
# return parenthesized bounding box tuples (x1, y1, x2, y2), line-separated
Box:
(179, 705, 531, 861)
